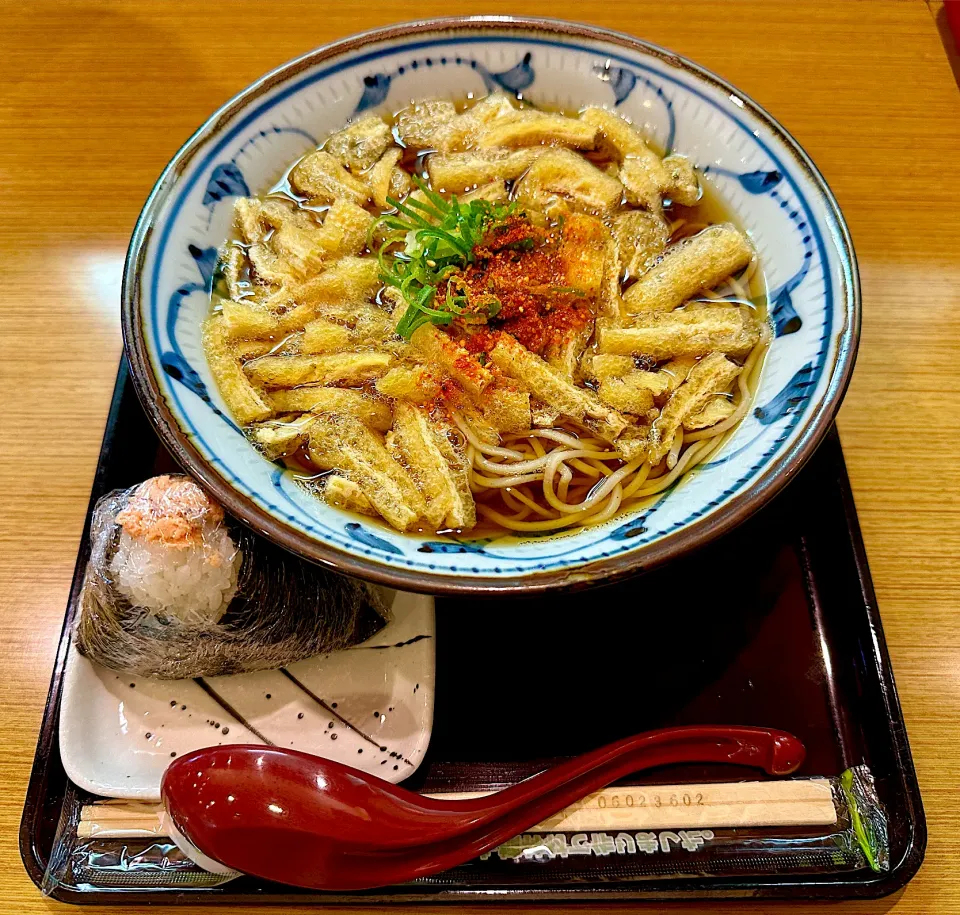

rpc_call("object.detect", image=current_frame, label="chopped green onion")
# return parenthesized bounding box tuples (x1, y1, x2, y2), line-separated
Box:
(371, 176, 516, 340)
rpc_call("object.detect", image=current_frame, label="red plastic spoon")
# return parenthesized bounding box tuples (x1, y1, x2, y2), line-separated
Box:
(162, 725, 804, 890)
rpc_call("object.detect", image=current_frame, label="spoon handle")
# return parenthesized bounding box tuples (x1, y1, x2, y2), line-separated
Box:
(411, 726, 804, 847)
(324, 726, 806, 889)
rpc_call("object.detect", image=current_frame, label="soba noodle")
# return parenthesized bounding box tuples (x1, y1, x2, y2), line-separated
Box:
(458, 316, 770, 534)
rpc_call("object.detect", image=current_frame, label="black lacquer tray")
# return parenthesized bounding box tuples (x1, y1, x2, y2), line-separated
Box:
(20, 360, 925, 903)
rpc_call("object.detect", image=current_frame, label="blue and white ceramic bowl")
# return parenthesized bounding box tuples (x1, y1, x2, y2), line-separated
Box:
(123, 17, 859, 594)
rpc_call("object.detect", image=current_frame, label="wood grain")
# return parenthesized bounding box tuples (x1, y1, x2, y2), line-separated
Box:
(1, 1, 958, 912)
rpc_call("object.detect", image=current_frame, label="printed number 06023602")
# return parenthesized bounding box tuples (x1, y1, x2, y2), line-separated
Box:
(596, 792, 705, 809)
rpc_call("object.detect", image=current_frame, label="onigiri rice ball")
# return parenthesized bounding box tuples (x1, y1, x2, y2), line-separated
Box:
(108, 475, 240, 625)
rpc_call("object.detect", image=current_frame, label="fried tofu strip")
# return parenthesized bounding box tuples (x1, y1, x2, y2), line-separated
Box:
(613, 210, 670, 280)
(376, 365, 441, 404)
(219, 299, 282, 340)
(245, 351, 393, 388)
(325, 115, 392, 172)
(396, 99, 458, 148)
(660, 355, 698, 393)
(559, 212, 607, 299)
(273, 303, 331, 336)
(392, 402, 476, 530)
(219, 245, 247, 300)
(597, 377, 656, 416)
(427, 148, 544, 194)
(585, 353, 635, 381)
(545, 323, 594, 381)
(480, 381, 532, 433)
(620, 158, 669, 212)
(202, 317, 272, 424)
(558, 212, 620, 320)
(585, 353, 673, 400)
(249, 201, 375, 284)
(476, 112, 598, 150)
(580, 106, 656, 159)
(362, 148, 404, 208)
(597, 307, 759, 360)
(233, 339, 278, 360)
(269, 223, 329, 278)
(514, 148, 624, 216)
(248, 242, 298, 286)
(234, 197, 316, 246)
(308, 414, 425, 531)
(454, 399, 501, 446)
(580, 107, 669, 211)
(459, 180, 509, 204)
(614, 424, 651, 461)
(267, 386, 393, 431)
(683, 396, 736, 430)
(249, 414, 316, 460)
(429, 415, 477, 530)
(389, 165, 413, 200)
(353, 303, 397, 340)
(546, 210, 600, 362)
(235, 198, 330, 283)
(623, 224, 753, 314)
(431, 92, 518, 152)
(323, 475, 377, 516)
(531, 401, 561, 428)
(315, 200, 375, 259)
(662, 155, 700, 206)
(234, 197, 267, 245)
(600, 226, 625, 320)
(268, 257, 380, 312)
(407, 323, 493, 397)
(648, 353, 741, 462)
(289, 150, 371, 206)
(489, 334, 628, 442)
(302, 317, 352, 353)
(624, 369, 672, 400)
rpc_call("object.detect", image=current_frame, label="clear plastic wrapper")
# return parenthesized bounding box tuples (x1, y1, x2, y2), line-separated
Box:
(43, 767, 887, 896)
(73, 474, 386, 679)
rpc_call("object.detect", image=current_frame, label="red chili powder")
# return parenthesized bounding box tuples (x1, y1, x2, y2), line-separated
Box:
(458, 215, 594, 355)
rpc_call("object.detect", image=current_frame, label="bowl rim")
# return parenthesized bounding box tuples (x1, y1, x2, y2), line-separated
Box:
(122, 15, 860, 596)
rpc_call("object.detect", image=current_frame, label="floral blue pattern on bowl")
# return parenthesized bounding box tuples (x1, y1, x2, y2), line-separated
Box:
(123, 19, 859, 594)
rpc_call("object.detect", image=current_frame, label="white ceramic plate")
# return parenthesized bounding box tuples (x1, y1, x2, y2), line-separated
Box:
(60, 589, 434, 799)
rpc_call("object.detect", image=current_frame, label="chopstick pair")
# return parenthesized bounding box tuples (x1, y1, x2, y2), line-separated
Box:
(77, 777, 838, 839)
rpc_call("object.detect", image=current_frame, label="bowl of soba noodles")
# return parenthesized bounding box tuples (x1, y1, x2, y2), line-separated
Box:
(122, 17, 859, 594)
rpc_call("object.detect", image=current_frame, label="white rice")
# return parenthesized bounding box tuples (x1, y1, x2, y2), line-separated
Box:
(109, 527, 240, 626)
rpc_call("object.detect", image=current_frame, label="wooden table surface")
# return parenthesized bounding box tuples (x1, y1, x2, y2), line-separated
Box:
(2, 1, 959, 912)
